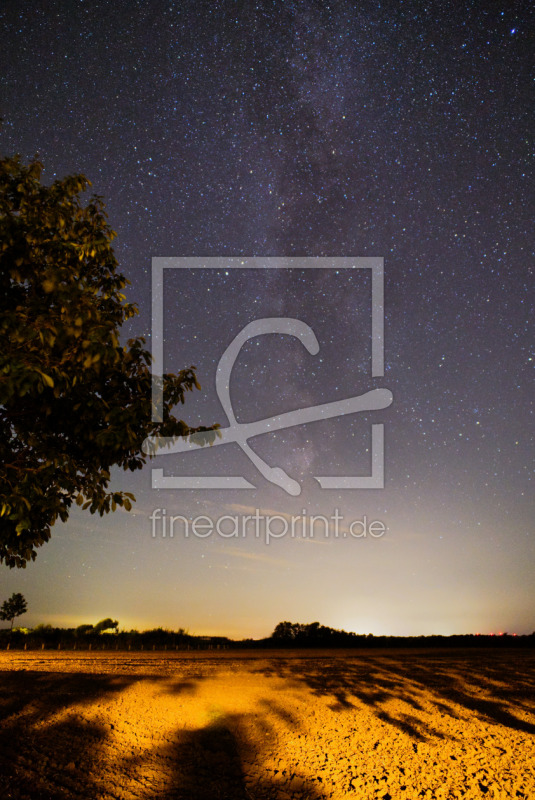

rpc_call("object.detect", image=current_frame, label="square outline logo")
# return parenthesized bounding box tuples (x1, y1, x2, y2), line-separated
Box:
(149, 257, 388, 491)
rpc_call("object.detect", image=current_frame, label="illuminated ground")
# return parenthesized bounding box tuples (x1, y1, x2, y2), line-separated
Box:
(0, 649, 533, 799)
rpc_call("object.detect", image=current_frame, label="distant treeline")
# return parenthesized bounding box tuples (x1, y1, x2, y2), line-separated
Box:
(1, 620, 534, 651)
(254, 621, 535, 649)
(0, 624, 228, 651)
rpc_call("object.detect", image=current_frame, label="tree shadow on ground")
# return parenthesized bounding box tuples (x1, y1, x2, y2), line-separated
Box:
(139, 714, 328, 800)
(4, 650, 533, 798)
(252, 649, 535, 742)
(115, 677, 330, 800)
(0, 670, 157, 799)
(0, 669, 327, 800)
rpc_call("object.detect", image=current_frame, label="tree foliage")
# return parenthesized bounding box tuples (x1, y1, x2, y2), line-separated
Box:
(0, 156, 217, 567)
(75, 624, 95, 637)
(0, 592, 28, 630)
(93, 618, 119, 634)
(271, 620, 361, 645)
(75, 619, 119, 635)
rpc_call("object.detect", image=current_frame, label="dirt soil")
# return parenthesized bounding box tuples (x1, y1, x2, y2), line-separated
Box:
(0, 648, 534, 800)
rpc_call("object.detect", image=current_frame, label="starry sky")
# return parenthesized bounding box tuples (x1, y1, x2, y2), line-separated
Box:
(1, 0, 533, 638)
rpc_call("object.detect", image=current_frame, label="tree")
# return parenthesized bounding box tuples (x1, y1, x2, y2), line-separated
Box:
(75, 624, 94, 637)
(0, 592, 28, 631)
(93, 618, 119, 634)
(0, 156, 218, 567)
(272, 621, 299, 640)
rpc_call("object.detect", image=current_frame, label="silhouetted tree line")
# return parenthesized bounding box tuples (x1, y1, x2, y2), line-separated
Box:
(0, 622, 231, 651)
(242, 621, 535, 649)
(271, 620, 363, 645)
(1, 618, 534, 651)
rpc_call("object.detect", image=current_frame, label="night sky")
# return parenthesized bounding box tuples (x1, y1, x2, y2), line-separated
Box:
(1, 0, 533, 638)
